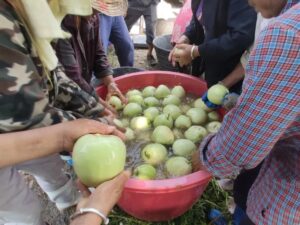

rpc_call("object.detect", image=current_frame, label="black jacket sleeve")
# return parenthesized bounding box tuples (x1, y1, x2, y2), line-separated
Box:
(198, 0, 256, 62)
(184, 16, 199, 44)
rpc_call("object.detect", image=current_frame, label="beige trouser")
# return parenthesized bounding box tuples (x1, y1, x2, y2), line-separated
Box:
(0, 154, 79, 225)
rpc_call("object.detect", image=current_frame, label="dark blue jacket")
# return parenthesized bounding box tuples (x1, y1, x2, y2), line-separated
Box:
(184, 0, 256, 92)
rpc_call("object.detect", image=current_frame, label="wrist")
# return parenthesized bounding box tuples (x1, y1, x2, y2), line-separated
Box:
(218, 81, 227, 88)
(70, 208, 109, 225)
(103, 75, 115, 86)
(85, 201, 111, 217)
(107, 82, 117, 89)
(57, 123, 68, 153)
(71, 213, 102, 225)
(178, 35, 190, 44)
(190, 45, 199, 60)
(193, 45, 200, 57)
(217, 82, 230, 94)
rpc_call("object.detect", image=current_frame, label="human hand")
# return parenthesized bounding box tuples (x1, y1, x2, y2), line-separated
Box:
(103, 116, 126, 133)
(60, 119, 126, 152)
(169, 44, 193, 67)
(106, 83, 127, 104)
(191, 151, 206, 172)
(101, 108, 116, 121)
(201, 91, 221, 109)
(76, 171, 131, 216)
(98, 97, 117, 116)
(222, 93, 239, 111)
(168, 35, 190, 66)
(168, 46, 178, 67)
(202, 83, 230, 109)
(98, 97, 126, 133)
(168, 45, 182, 67)
(102, 75, 127, 104)
(177, 35, 190, 45)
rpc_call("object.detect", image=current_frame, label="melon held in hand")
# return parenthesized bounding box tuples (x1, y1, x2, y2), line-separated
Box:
(72, 134, 126, 187)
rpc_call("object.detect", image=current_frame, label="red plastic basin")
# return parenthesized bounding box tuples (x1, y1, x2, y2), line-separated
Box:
(96, 71, 212, 222)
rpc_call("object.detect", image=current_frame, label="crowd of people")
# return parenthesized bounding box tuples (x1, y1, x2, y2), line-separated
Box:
(0, 0, 299, 225)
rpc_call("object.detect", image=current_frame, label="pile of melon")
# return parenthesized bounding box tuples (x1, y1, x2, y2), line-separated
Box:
(108, 85, 222, 180)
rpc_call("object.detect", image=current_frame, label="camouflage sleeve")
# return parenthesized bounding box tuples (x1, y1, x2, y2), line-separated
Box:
(0, 3, 106, 133)
(0, 43, 75, 132)
(50, 65, 106, 121)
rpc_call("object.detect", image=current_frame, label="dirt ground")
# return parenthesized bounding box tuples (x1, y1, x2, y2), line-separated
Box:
(109, 48, 160, 70)
(23, 169, 73, 225)
(24, 48, 156, 225)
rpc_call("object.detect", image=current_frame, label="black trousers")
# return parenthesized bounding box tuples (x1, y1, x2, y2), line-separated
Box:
(233, 163, 262, 210)
(240, 217, 255, 225)
(233, 163, 263, 225)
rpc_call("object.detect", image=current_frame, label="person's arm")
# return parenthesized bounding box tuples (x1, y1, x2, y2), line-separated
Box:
(220, 42, 253, 89)
(71, 214, 102, 225)
(53, 65, 110, 121)
(0, 119, 125, 168)
(176, 35, 190, 45)
(196, 22, 300, 178)
(102, 76, 127, 103)
(220, 62, 245, 89)
(71, 171, 130, 225)
(0, 124, 66, 168)
(183, 15, 199, 44)
(0, 44, 77, 132)
(0, 9, 108, 133)
(55, 38, 95, 94)
(168, 35, 191, 66)
(198, 0, 256, 62)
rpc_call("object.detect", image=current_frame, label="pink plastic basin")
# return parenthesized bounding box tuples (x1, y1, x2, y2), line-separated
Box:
(96, 71, 212, 222)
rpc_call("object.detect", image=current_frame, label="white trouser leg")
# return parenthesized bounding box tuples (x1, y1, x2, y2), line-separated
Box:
(0, 166, 43, 225)
(16, 154, 80, 210)
(16, 154, 68, 192)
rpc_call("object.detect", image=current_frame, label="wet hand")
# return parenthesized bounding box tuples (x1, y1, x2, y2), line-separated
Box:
(98, 97, 117, 116)
(168, 46, 178, 66)
(61, 119, 125, 151)
(191, 151, 206, 172)
(76, 171, 131, 216)
(222, 93, 239, 111)
(106, 82, 127, 104)
(169, 44, 193, 67)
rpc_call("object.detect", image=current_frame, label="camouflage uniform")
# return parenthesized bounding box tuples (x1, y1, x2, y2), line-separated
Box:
(0, 1, 107, 224)
(0, 2, 107, 133)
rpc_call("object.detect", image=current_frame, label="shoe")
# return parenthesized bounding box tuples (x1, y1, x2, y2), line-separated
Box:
(208, 209, 227, 225)
(147, 54, 157, 66)
(233, 206, 248, 225)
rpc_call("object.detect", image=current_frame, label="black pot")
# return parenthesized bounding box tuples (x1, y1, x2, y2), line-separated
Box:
(91, 67, 146, 87)
(153, 35, 179, 72)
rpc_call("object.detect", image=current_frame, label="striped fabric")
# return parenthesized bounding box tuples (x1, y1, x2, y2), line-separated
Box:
(199, 2, 300, 225)
(91, 0, 128, 16)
